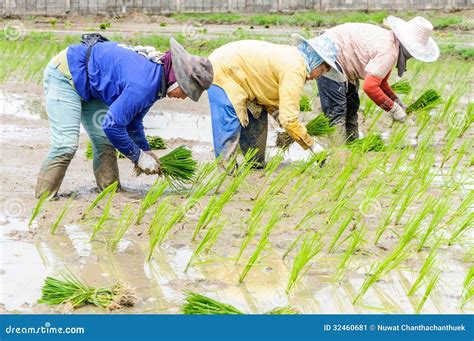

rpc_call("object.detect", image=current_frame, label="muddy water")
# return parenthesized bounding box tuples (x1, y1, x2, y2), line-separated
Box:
(1, 90, 472, 314)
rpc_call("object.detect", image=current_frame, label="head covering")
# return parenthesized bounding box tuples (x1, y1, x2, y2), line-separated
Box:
(292, 34, 346, 83)
(384, 16, 439, 62)
(169, 37, 214, 102)
(396, 43, 412, 77)
(160, 51, 178, 90)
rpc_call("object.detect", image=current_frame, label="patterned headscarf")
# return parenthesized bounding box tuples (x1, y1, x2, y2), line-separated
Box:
(297, 40, 323, 73)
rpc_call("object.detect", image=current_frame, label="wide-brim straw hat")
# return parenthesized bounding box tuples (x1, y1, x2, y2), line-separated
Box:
(384, 16, 439, 62)
(170, 37, 214, 102)
(292, 34, 346, 83)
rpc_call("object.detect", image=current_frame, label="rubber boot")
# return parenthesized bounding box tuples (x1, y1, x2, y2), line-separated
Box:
(93, 144, 120, 191)
(35, 153, 75, 198)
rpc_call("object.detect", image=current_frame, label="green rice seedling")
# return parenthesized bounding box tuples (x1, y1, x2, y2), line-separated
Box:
(147, 200, 171, 261)
(253, 152, 284, 201)
(182, 292, 299, 314)
(28, 191, 50, 227)
(239, 211, 282, 283)
(415, 111, 432, 138)
(331, 162, 357, 200)
(406, 89, 443, 114)
(366, 109, 385, 133)
(327, 211, 355, 253)
(347, 133, 385, 153)
(183, 292, 244, 314)
(276, 114, 335, 149)
(90, 189, 116, 241)
(185, 221, 223, 272)
(408, 240, 440, 296)
(390, 79, 412, 95)
(460, 266, 473, 308)
(417, 200, 450, 251)
(394, 178, 419, 225)
(193, 150, 257, 241)
(440, 127, 461, 168)
(110, 204, 135, 251)
(286, 232, 323, 294)
(282, 232, 304, 260)
(38, 270, 137, 311)
(415, 271, 440, 314)
(51, 198, 72, 235)
(136, 180, 168, 224)
(448, 192, 473, 224)
(448, 212, 474, 246)
(134, 146, 197, 189)
(335, 227, 366, 279)
(457, 103, 473, 138)
(449, 139, 472, 175)
(299, 95, 312, 112)
(374, 195, 400, 244)
(147, 135, 166, 150)
(386, 124, 408, 152)
(185, 160, 219, 198)
(85, 141, 93, 159)
(82, 181, 118, 219)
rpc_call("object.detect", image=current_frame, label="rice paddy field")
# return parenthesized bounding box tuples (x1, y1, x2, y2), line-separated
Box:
(0, 10, 472, 314)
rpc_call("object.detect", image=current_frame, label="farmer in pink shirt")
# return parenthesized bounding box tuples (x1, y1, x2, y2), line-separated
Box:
(314, 16, 439, 144)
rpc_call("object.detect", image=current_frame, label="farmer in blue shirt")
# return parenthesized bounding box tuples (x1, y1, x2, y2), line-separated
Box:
(35, 37, 213, 198)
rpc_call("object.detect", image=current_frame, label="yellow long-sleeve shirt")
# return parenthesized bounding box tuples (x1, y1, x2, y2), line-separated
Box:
(209, 40, 313, 149)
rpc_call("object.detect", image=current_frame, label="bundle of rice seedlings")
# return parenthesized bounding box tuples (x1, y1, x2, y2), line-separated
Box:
(134, 146, 197, 189)
(347, 133, 385, 153)
(276, 114, 335, 149)
(299, 95, 312, 112)
(406, 89, 443, 113)
(38, 271, 137, 311)
(182, 292, 299, 315)
(390, 79, 412, 95)
(86, 136, 165, 160)
(29, 191, 50, 227)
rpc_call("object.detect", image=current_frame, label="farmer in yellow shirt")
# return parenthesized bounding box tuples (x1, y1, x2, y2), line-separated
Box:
(208, 37, 345, 166)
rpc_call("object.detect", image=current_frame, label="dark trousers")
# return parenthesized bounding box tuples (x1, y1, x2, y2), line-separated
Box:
(317, 76, 360, 141)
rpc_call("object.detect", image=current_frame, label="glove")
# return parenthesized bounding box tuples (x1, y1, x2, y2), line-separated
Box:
(395, 98, 407, 111)
(136, 150, 161, 175)
(309, 139, 325, 154)
(389, 102, 407, 123)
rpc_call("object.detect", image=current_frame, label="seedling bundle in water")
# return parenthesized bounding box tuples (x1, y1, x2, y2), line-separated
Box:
(182, 292, 298, 315)
(38, 271, 137, 311)
(134, 146, 197, 189)
(390, 79, 412, 95)
(406, 89, 443, 113)
(276, 114, 335, 149)
(347, 133, 385, 153)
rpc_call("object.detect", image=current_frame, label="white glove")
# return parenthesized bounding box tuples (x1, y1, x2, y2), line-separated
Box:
(309, 139, 325, 154)
(389, 102, 407, 123)
(136, 150, 161, 175)
(395, 98, 407, 111)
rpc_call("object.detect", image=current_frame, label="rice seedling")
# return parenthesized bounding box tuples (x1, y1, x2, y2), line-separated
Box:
(417, 199, 450, 251)
(193, 150, 257, 241)
(347, 133, 385, 153)
(239, 211, 282, 283)
(185, 221, 223, 272)
(374, 194, 401, 244)
(415, 271, 440, 314)
(335, 227, 366, 279)
(253, 152, 284, 201)
(90, 188, 116, 241)
(28, 191, 50, 227)
(327, 211, 355, 253)
(82, 181, 118, 219)
(460, 266, 473, 308)
(276, 114, 335, 149)
(147, 199, 171, 261)
(449, 138, 471, 175)
(408, 240, 440, 296)
(182, 292, 299, 314)
(136, 180, 168, 224)
(185, 160, 219, 198)
(448, 212, 474, 246)
(457, 103, 473, 138)
(448, 192, 473, 224)
(390, 79, 412, 95)
(299, 95, 312, 112)
(147, 135, 166, 150)
(406, 89, 443, 114)
(110, 204, 135, 251)
(134, 146, 197, 189)
(394, 178, 419, 225)
(282, 232, 304, 260)
(51, 198, 72, 235)
(38, 270, 137, 311)
(286, 232, 323, 294)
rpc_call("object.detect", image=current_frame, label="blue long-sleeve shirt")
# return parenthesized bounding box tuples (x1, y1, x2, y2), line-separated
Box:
(67, 41, 164, 162)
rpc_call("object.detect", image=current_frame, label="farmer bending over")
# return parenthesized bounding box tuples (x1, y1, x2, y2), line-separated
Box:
(35, 36, 213, 198)
(208, 37, 345, 167)
(314, 16, 439, 145)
